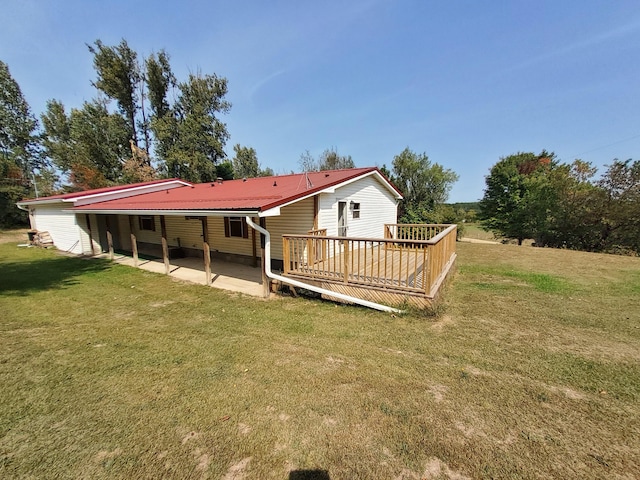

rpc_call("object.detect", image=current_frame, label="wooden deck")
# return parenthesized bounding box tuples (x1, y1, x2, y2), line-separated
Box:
(282, 224, 457, 308)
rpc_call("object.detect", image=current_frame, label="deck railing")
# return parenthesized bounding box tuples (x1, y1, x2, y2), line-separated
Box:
(384, 223, 451, 241)
(283, 224, 457, 297)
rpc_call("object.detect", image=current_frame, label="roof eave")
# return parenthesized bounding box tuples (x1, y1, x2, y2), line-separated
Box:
(69, 208, 261, 217)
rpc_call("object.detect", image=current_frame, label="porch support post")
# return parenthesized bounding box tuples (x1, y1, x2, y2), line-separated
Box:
(160, 215, 170, 275)
(105, 216, 114, 260)
(128, 215, 138, 267)
(85, 214, 95, 255)
(259, 217, 269, 297)
(202, 217, 211, 285)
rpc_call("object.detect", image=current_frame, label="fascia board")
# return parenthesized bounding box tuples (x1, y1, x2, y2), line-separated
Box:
(72, 181, 190, 206)
(68, 209, 260, 217)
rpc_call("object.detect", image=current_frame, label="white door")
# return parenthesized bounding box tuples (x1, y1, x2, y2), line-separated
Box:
(338, 201, 348, 236)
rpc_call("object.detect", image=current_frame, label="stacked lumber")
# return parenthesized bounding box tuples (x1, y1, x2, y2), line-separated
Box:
(33, 231, 54, 248)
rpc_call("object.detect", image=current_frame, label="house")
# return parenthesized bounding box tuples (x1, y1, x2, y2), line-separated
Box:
(18, 168, 457, 310)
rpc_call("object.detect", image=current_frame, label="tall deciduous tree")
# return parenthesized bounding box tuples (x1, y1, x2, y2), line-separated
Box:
(597, 159, 640, 253)
(88, 40, 141, 149)
(146, 50, 176, 162)
(479, 151, 555, 245)
(0, 60, 40, 225)
(162, 73, 231, 182)
(0, 60, 40, 178)
(42, 99, 130, 190)
(390, 147, 459, 223)
(298, 147, 355, 172)
(232, 144, 259, 178)
(318, 147, 354, 170)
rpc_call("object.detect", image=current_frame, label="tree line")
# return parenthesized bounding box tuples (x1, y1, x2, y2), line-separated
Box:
(0, 40, 278, 226)
(2, 38, 462, 229)
(2, 38, 463, 231)
(479, 151, 640, 255)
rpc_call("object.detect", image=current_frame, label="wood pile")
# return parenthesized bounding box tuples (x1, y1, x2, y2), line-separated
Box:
(32, 231, 54, 248)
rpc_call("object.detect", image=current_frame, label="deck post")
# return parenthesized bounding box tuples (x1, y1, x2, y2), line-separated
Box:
(105, 216, 114, 260)
(283, 237, 290, 274)
(160, 215, 170, 275)
(128, 216, 138, 267)
(202, 217, 211, 285)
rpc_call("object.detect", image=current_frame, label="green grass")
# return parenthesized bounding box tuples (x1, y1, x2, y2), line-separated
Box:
(1, 235, 639, 479)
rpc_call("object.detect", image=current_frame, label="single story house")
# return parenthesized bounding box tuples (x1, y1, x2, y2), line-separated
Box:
(18, 168, 457, 310)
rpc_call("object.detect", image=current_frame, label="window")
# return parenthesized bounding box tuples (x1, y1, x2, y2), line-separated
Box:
(139, 215, 155, 231)
(224, 217, 249, 238)
(352, 202, 361, 219)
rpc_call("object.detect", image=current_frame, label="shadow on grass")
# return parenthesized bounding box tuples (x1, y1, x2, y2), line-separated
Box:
(289, 470, 330, 480)
(0, 255, 111, 295)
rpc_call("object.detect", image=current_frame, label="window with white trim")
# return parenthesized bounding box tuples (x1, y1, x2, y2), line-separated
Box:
(224, 216, 249, 238)
(352, 202, 361, 219)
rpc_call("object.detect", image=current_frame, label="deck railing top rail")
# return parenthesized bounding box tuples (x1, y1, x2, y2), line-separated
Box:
(384, 223, 455, 244)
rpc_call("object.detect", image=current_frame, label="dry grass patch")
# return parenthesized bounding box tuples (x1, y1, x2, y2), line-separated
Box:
(1, 235, 639, 479)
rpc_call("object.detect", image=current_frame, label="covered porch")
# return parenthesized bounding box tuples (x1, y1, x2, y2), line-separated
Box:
(83, 211, 272, 298)
(96, 251, 265, 297)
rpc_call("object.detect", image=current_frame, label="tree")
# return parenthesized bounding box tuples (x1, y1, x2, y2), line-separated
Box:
(298, 147, 355, 172)
(541, 160, 602, 250)
(0, 60, 40, 225)
(40, 100, 72, 171)
(390, 148, 459, 223)
(42, 99, 130, 190)
(479, 151, 555, 245)
(232, 144, 259, 178)
(161, 73, 231, 183)
(596, 159, 640, 253)
(318, 147, 354, 170)
(298, 150, 316, 172)
(146, 50, 176, 162)
(88, 40, 142, 149)
(258, 166, 274, 177)
(215, 161, 235, 180)
(0, 60, 40, 178)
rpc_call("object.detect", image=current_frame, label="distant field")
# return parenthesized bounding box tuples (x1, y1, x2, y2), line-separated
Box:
(1, 231, 639, 479)
(460, 223, 497, 241)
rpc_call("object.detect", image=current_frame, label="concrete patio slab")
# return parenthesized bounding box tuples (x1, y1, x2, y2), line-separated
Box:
(97, 253, 265, 297)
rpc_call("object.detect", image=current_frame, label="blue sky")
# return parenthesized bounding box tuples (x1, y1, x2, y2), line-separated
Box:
(2, 0, 639, 201)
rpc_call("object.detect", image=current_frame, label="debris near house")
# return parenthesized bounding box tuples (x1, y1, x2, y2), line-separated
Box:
(30, 231, 55, 248)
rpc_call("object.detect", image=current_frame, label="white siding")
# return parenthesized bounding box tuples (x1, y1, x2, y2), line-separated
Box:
(76, 213, 100, 254)
(317, 175, 398, 238)
(31, 204, 83, 254)
(267, 197, 315, 261)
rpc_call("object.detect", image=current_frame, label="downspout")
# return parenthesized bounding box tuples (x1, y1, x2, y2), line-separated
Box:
(245, 216, 403, 314)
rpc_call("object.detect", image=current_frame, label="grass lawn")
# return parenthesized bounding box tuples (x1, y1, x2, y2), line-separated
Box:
(1, 233, 639, 479)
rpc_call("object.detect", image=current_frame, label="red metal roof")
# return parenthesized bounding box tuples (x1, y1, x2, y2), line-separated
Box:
(19, 178, 186, 203)
(72, 168, 400, 213)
